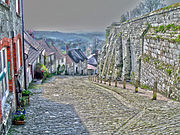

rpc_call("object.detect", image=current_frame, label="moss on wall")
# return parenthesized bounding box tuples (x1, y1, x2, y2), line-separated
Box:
(145, 24, 180, 43)
(142, 54, 179, 82)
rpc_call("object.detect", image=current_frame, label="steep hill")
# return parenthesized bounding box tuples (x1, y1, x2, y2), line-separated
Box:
(34, 31, 105, 52)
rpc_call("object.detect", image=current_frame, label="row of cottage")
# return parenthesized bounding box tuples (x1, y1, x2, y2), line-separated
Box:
(0, 0, 97, 133)
(24, 31, 90, 87)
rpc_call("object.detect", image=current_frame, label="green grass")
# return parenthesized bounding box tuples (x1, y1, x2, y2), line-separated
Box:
(140, 84, 153, 90)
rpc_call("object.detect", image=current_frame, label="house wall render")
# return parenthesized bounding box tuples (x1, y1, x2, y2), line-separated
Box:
(0, 0, 23, 133)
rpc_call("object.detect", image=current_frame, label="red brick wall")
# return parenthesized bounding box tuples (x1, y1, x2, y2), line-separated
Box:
(0, 38, 13, 92)
(0, 37, 11, 123)
(0, 33, 23, 123)
(7, 0, 10, 6)
(7, 47, 13, 93)
(0, 98, 2, 123)
(19, 37, 23, 67)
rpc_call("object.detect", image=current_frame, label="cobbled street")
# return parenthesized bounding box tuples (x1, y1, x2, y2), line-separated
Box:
(8, 76, 180, 135)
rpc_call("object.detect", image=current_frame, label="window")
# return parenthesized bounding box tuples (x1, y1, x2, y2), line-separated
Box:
(16, 39, 21, 70)
(4, 75, 7, 90)
(0, 47, 9, 108)
(51, 55, 54, 61)
(16, 0, 20, 14)
(39, 55, 41, 63)
(50, 56, 53, 64)
(3, 50, 6, 68)
(1, 80, 4, 97)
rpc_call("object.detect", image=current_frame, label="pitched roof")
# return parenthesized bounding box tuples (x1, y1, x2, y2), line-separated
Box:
(24, 41, 30, 55)
(28, 47, 40, 65)
(37, 39, 55, 56)
(24, 40, 40, 65)
(87, 54, 98, 67)
(76, 49, 87, 60)
(67, 49, 87, 63)
(24, 31, 44, 52)
(49, 44, 64, 59)
(56, 47, 65, 57)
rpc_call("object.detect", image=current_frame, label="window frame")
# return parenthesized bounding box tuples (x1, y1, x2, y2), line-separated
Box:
(51, 55, 54, 62)
(16, 0, 20, 14)
(49, 56, 51, 63)
(16, 39, 21, 71)
(0, 47, 9, 111)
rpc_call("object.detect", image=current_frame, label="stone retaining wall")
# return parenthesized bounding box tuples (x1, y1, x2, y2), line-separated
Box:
(99, 3, 180, 100)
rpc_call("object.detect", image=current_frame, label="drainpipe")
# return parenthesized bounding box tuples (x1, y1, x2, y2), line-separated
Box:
(21, 0, 27, 90)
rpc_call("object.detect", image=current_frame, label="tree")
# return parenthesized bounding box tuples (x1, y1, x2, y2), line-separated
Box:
(143, 0, 166, 12)
(120, 0, 167, 22)
(120, 14, 127, 23)
(92, 37, 98, 51)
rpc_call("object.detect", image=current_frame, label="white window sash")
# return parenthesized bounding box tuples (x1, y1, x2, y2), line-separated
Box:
(17, 39, 21, 70)
(16, 0, 19, 13)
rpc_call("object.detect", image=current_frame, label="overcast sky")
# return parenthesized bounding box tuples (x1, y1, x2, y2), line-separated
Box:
(23, 0, 179, 33)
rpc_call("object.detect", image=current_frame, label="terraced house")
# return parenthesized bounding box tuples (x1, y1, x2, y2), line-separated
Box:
(37, 39, 56, 73)
(0, 0, 24, 133)
(67, 48, 88, 75)
(24, 31, 45, 87)
(48, 42, 66, 74)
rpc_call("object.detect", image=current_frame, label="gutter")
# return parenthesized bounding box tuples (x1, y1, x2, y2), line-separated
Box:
(21, 0, 27, 90)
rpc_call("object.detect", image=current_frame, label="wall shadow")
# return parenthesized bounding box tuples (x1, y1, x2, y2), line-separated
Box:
(8, 94, 90, 135)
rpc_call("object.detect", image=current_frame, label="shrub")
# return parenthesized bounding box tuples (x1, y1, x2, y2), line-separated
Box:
(42, 65, 49, 82)
(22, 89, 31, 95)
(34, 63, 43, 79)
(57, 64, 65, 75)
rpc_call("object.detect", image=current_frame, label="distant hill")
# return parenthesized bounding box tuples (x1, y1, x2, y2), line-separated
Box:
(34, 31, 105, 52)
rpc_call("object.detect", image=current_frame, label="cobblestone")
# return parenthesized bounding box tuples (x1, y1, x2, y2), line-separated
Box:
(8, 76, 180, 134)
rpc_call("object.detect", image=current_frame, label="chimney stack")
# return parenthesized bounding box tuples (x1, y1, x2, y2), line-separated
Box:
(66, 44, 69, 52)
(28, 30, 35, 39)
